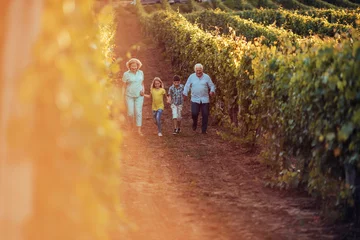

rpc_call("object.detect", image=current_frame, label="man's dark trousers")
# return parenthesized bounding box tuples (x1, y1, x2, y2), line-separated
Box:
(191, 101, 209, 133)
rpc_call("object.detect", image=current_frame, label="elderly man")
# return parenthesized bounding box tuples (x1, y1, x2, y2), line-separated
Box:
(183, 63, 216, 134)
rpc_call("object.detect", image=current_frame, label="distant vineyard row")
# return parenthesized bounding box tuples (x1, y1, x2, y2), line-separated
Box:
(135, 3, 360, 218)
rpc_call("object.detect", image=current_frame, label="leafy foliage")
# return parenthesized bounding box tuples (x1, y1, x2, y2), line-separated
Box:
(235, 8, 354, 36)
(297, 8, 360, 28)
(9, 1, 123, 239)
(185, 9, 299, 45)
(272, 0, 312, 9)
(246, 0, 279, 8)
(324, 0, 360, 8)
(209, 0, 234, 11)
(136, 6, 360, 218)
(297, 0, 338, 9)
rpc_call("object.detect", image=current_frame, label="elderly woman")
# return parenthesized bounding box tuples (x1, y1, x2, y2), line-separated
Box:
(122, 58, 145, 136)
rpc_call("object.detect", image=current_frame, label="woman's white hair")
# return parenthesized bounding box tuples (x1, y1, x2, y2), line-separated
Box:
(194, 63, 203, 72)
(126, 58, 142, 70)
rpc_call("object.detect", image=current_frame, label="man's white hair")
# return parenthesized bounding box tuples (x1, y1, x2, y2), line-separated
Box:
(194, 63, 203, 71)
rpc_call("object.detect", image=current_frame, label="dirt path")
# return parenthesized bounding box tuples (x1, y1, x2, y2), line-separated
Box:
(113, 5, 337, 240)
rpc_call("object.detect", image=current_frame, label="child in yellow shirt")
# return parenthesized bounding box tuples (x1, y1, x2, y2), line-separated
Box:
(144, 77, 166, 136)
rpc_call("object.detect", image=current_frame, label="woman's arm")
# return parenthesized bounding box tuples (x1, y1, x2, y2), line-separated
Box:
(143, 83, 150, 98)
(122, 71, 129, 84)
(120, 72, 128, 97)
(140, 81, 145, 96)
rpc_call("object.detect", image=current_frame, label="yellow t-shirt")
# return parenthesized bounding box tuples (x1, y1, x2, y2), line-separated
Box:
(151, 88, 166, 110)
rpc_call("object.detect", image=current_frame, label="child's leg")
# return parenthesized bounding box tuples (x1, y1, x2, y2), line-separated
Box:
(155, 109, 163, 133)
(152, 110, 157, 123)
(171, 104, 177, 129)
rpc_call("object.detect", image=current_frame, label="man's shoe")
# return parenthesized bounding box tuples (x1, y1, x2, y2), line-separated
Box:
(201, 131, 207, 134)
(176, 128, 181, 134)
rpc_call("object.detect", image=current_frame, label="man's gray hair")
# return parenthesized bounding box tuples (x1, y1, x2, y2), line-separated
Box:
(194, 63, 203, 71)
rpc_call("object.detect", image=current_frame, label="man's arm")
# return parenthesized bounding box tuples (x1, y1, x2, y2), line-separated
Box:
(183, 76, 192, 98)
(207, 76, 216, 96)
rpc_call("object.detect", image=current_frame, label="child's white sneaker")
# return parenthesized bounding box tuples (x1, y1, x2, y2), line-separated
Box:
(158, 133, 163, 137)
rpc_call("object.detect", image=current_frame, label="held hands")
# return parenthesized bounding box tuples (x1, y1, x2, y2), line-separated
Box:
(209, 91, 215, 97)
(183, 94, 188, 102)
(140, 90, 150, 98)
(141, 90, 151, 98)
